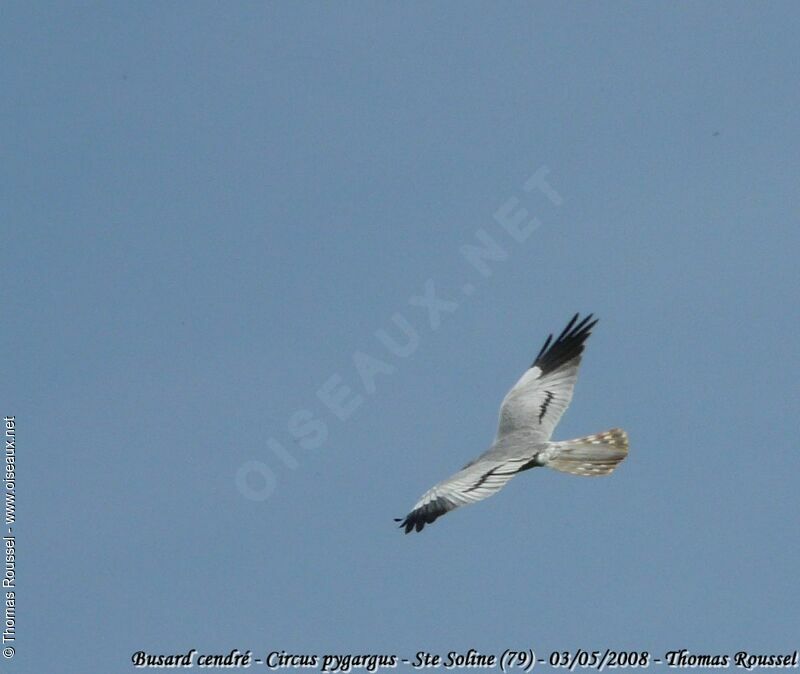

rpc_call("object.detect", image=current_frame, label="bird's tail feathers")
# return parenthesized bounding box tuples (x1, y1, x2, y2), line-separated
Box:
(542, 428, 628, 476)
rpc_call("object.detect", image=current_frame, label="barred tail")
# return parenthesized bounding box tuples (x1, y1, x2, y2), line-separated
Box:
(542, 428, 629, 476)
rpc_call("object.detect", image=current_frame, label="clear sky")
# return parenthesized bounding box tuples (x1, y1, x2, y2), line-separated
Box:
(3, 3, 800, 672)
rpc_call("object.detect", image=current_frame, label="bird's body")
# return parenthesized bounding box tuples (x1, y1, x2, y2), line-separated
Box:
(396, 314, 629, 533)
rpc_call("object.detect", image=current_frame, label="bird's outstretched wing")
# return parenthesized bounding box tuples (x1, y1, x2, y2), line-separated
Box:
(394, 457, 533, 533)
(396, 314, 601, 534)
(496, 313, 598, 442)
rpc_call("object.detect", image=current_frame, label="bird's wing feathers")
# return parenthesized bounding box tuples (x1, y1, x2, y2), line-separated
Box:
(496, 313, 598, 442)
(397, 314, 602, 534)
(394, 458, 531, 533)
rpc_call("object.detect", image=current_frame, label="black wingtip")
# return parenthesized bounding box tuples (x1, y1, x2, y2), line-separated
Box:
(395, 516, 415, 533)
(395, 514, 423, 533)
(396, 498, 451, 534)
(559, 313, 579, 339)
(532, 313, 599, 375)
(533, 334, 553, 364)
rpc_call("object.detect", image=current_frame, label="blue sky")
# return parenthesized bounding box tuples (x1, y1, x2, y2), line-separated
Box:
(3, 3, 799, 672)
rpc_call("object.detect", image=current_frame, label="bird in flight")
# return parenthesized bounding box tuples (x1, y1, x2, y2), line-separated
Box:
(396, 313, 628, 533)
